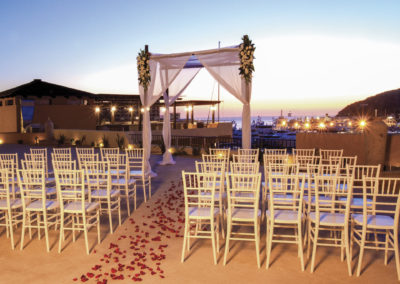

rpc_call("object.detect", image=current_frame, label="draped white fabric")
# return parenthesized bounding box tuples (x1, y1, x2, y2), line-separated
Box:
(196, 50, 252, 148)
(159, 67, 201, 165)
(139, 54, 192, 175)
(139, 45, 253, 175)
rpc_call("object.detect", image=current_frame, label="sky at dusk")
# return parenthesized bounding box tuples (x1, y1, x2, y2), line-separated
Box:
(1, 0, 400, 117)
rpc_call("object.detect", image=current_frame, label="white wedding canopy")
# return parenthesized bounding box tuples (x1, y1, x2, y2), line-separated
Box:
(138, 45, 252, 175)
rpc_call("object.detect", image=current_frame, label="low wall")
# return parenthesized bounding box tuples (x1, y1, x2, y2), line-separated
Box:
(296, 121, 388, 165)
(53, 129, 129, 148)
(0, 132, 46, 144)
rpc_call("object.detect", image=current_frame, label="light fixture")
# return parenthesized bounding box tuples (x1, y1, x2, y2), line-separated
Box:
(304, 122, 310, 129)
(99, 142, 104, 147)
(128, 107, 133, 112)
(0, 139, 3, 144)
(140, 108, 145, 113)
(330, 122, 334, 127)
(359, 120, 366, 128)
(95, 107, 100, 113)
(281, 121, 286, 126)
(348, 121, 352, 126)
(160, 107, 166, 113)
(319, 122, 326, 129)
(294, 122, 299, 128)
(111, 106, 116, 112)
(146, 107, 150, 111)
(188, 105, 193, 112)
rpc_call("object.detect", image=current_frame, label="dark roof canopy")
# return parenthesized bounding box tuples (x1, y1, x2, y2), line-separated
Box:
(0, 79, 94, 99)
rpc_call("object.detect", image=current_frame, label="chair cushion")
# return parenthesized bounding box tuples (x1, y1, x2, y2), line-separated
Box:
(26, 200, 59, 210)
(266, 209, 301, 222)
(231, 208, 261, 219)
(111, 178, 136, 185)
(91, 189, 120, 198)
(188, 207, 219, 217)
(303, 195, 331, 204)
(352, 213, 394, 228)
(64, 201, 100, 213)
(309, 212, 345, 225)
(338, 197, 372, 207)
(0, 199, 22, 209)
(130, 170, 143, 176)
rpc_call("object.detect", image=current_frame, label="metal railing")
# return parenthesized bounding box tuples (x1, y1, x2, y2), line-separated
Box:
(128, 133, 295, 151)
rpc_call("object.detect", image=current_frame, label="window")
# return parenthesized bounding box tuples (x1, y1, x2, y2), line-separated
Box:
(6, 99, 13, 106)
(0, 101, 3, 106)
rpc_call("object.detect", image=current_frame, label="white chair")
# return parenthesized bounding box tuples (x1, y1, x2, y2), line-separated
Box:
(30, 148, 51, 178)
(55, 168, 100, 254)
(100, 147, 119, 161)
(84, 161, 121, 234)
(52, 159, 77, 171)
(351, 177, 400, 280)
(319, 149, 343, 165)
(195, 161, 226, 237)
(126, 148, 151, 203)
(264, 149, 287, 155)
(202, 154, 230, 174)
(107, 153, 137, 215)
(18, 168, 59, 252)
(307, 174, 353, 275)
(232, 154, 258, 163)
(53, 148, 72, 157)
(76, 147, 94, 156)
(223, 173, 262, 267)
(0, 154, 19, 198)
(329, 155, 357, 176)
(238, 148, 259, 156)
(0, 169, 23, 249)
(266, 173, 305, 270)
(209, 148, 230, 171)
(293, 148, 315, 157)
(230, 162, 259, 174)
(51, 152, 72, 163)
(21, 159, 57, 198)
(181, 171, 219, 264)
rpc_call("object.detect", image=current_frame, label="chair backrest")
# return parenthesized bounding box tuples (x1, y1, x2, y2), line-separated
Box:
(330, 155, 357, 176)
(21, 156, 45, 171)
(350, 165, 381, 182)
(106, 153, 128, 178)
(195, 161, 225, 192)
(238, 148, 259, 156)
(126, 148, 144, 159)
(313, 174, 353, 222)
(17, 168, 47, 207)
(77, 153, 99, 169)
(0, 169, 11, 206)
(53, 148, 72, 156)
(82, 161, 111, 196)
(268, 174, 305, 218)
(293, 148, 315, 157)
(263, 154, 289, 166)
(264, 149, 287, 155)
(320, 149, 343, 165)
(76, 148, 94, 156)
(294, 155, 318, 171)
(182, 171, 217, 217)
(100, 148, 119, 160)
(232, 154, 258, 163)
(268, 163, 299, 176)
(51, 152, 72, 163)
(54, 169, 86, 208)
(52, 159, 77, 171)
(0, 153, 18, 169)
(226, 173, 261, 216)
(230, 162, 259, 174)
(202, 154, 229, 173)
(0, 157, 18, 188)
(209, 148, 230, 159)
(25, 152, 49, 177)
(362, 177, 400, 222)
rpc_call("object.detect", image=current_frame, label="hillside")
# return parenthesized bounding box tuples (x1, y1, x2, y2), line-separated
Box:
(337, 88, 400, 117)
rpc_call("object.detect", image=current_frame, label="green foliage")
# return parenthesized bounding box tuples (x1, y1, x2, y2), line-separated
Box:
(58, 134, 66, 145)
(239, 35, 255, 83)
(116, 134, 125, 150)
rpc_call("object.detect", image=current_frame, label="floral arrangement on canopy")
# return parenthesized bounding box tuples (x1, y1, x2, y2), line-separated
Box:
(239, 35, 255, 83)
(137, 49, 151, 91)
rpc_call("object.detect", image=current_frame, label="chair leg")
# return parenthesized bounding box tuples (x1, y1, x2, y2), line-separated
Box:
(255, 219, 260, 268)
(58, 214, 64, 253)
(211, 219, 218, 265)
(97, 211, 101, 244)
(223, 217, 231, 266)
(20, 212, 26, 250)
(356, 227, 367, 277)
(118, 196, 122, 226)
(181, 221, 189, 263)
(310, 226, 319, 273)
(393, 229, 400, 281)
(43, 212, 50, 252)
(7, 210, 15, 250)
(266, 220, 273, 269)
(298, 222, 305, 271)
(142, 178, 147, 203)
(344, 227, 352, 276)
(126, 190, 131, 217)
(108, 201, 113, 234)
(384, 231, 389, 266)
(84, 225, 89, 255)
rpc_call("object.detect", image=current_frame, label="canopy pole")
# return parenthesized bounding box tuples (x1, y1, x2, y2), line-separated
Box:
(217, 41, 220, 123)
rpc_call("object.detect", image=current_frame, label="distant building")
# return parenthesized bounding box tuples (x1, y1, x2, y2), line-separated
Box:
(0, 79, 161, 133)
